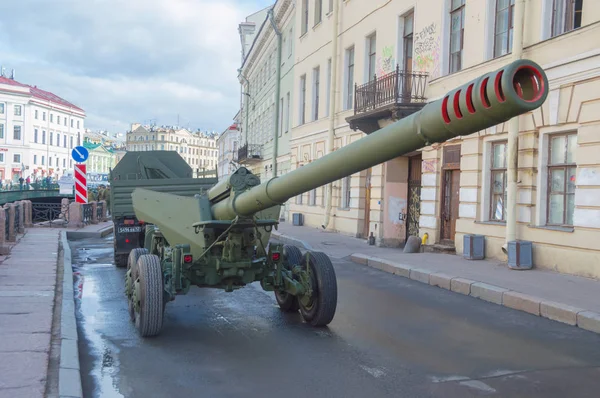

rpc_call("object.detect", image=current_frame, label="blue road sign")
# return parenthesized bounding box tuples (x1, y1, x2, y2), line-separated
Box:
(71, 146, 89, 163)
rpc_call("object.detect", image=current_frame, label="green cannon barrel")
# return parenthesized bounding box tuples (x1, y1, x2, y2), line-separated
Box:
(212, 59, 548, 220)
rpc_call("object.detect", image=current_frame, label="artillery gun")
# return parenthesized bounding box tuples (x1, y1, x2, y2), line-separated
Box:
(124, 59, 548, 337)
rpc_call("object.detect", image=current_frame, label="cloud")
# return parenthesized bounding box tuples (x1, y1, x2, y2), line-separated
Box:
(0, 0, 273, 132)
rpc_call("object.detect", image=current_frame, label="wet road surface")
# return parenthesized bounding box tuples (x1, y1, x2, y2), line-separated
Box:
(71, 235, 600, 398)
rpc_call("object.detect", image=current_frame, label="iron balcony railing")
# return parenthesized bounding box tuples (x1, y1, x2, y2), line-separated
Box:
(237, 143, 263, 162)
(354, 65, 429, 115)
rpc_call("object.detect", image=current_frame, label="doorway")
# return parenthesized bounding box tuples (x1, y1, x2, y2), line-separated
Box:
(406, 154, 422, 240)
(440, 145, 461, 244)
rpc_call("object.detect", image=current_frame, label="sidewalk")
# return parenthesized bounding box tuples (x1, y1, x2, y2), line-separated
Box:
(0, 221, 113, 398)
(272, 222, 600, 335)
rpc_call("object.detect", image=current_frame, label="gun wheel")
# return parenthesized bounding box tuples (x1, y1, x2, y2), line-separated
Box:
(298, 251, 338, 327)
(274, 245, 302, 312)
(126, 248, 149, 321)
(134, 254, 164, 337)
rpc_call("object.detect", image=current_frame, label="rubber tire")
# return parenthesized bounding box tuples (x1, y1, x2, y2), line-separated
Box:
(274, 245, 302, 312)
(135, 254, 164, 337)
(298, 251, 338, 327)
(127, 248, 149, 321)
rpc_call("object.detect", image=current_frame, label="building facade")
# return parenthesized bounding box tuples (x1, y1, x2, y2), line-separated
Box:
(83, 141, 116, 175)
(266, 0, 599, 279)
(126, 124, 219, 175)
(412, 0, 600, 279)
(0, 73, 85, 183)
(238, 0, 296, 220)
(217, 122, 241, 179)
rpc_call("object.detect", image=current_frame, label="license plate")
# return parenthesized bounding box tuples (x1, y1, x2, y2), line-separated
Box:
(118, 226, 142, 233)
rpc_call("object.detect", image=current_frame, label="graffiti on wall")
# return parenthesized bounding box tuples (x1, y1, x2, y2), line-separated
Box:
(413, 22, 441, 79)
(422, 158, 438, 173)
(377, 45, 395, 76)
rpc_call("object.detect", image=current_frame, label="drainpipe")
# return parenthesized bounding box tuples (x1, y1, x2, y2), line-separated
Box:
(238, 70, 250, 145)
(503, 0, 525, 254)
(268, 7, 282, 177)
(322, 0, 340, 230)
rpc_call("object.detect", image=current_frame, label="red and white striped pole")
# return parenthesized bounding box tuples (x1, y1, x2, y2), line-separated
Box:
(74, 164, 88, 203)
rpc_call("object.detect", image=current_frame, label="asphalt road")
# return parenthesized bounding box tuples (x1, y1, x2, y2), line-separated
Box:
(71, 235, 600, 398)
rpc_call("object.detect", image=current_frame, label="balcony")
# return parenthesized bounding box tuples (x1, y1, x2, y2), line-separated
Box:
(237, 143, 263, 165)
(346, 66, 428, 134)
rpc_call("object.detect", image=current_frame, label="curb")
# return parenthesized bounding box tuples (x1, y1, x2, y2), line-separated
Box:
(271, 230, 314, 250)
(350, 253, 600, 336)
(58, 231, 83, 398)
(66, 224, 113, 240)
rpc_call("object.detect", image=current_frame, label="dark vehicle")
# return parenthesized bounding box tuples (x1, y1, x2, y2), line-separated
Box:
(109, 151, 218, 266)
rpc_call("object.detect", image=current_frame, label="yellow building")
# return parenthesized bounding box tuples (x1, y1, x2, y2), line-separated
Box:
(281, 0, 600, 279)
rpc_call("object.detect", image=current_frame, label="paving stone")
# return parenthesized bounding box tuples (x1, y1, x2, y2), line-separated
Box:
(540, 301, 583, 326)
(0, 385, 45, 398)
(0, 351, 48, 389)
(350, 253, 369, 265)
(0, 332, 50, 353)
(450, 278, 475, 295)
(0, 311, 52, 333)
(577, 311, 600, 334)
(409, 268, 430, 284)
(0, 300, 53, 314)
(470, 282, 509, 305)
(502, 291, 541, 316)
(429, 273, 453, 290)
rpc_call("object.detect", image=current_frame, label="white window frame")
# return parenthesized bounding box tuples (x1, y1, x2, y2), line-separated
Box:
(13, 153, 21, 164)
(480, 135, 508, 222)
(325, 58, 331, 117)
(343, 45, 355, 111)
(535, 124, 579, 227)
(312, 65, 320, 121)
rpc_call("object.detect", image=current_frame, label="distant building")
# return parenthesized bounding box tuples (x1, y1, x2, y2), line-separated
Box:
(217, 121, 241, 179)
(83, 141, 116, 175)
(126, 123, 218, 175)
(0, 70, 85, 182)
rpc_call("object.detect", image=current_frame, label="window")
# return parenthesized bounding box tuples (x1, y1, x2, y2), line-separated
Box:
(286, 92, 291, 132)
(279, 97, 284, 136)
(13, 154, 20, 163)
(0, 124, 3, 139)
(77, 120, 80, 128)
(50, 113, 54, 123)
(367, 33, 377, 81)
(341, 176, 351, 208)
(325, 58, 331, 117)
(34, 155, 37, 164)
(43, 112, 46, 121)
(450, 0, 465, 73)
(14, 105, 22, 116)
(288, 27, 293, 56)
(71, 119, 74, 128)
(301, 0, 309, 35)
(70, 136, 73, 148)
(315, 0, 322, 26)
(34, 129, 38, 143)
(329, 0, 334, 13)
(313, 66, 320, 121)
(35, 109, 38, 119)
(42, 131, 46, 144)
(494, 0, 515, 57)
(64, 135, 67, 147)
(489, 141, 507, 221)
(547, 133, 576, 226)
(42, 155, 45, 165)
(299, 74, 307, 125)
(552, 0, 583, 37)
(50, 132, 53, 144)
(57, 115, 61, 124)
(63, 158, 66, 168)
(13, 126, 21, 140)
(345, 46, 355, 110)
(0, 103, 4, 114)
(57, 133, 60, 146)
(49, 157, 52, 166)
(309, 189, 316, 205)
(0, 153, 3, 162)
(64, 118, 67, 126)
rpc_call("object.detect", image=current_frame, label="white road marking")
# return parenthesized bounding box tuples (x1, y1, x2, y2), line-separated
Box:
(359, 365, 386, 378)
(459, 380, 497, 393)
(429, 375, 470, 383)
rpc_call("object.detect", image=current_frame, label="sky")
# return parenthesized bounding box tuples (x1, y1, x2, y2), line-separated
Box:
(0, 0, 273, 134)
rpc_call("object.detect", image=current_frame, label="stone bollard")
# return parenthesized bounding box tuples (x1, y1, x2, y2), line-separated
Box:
(7, 204, 16, 242)
(17, 201, 25, 234)
(92, 201, 98, 224)
(67, 202, 84, 228)
(0, 206, 8, 254)
(25, 200, 33, 227)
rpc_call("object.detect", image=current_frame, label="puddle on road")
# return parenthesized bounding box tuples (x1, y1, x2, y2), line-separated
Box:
(72, 238, 125, 398)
